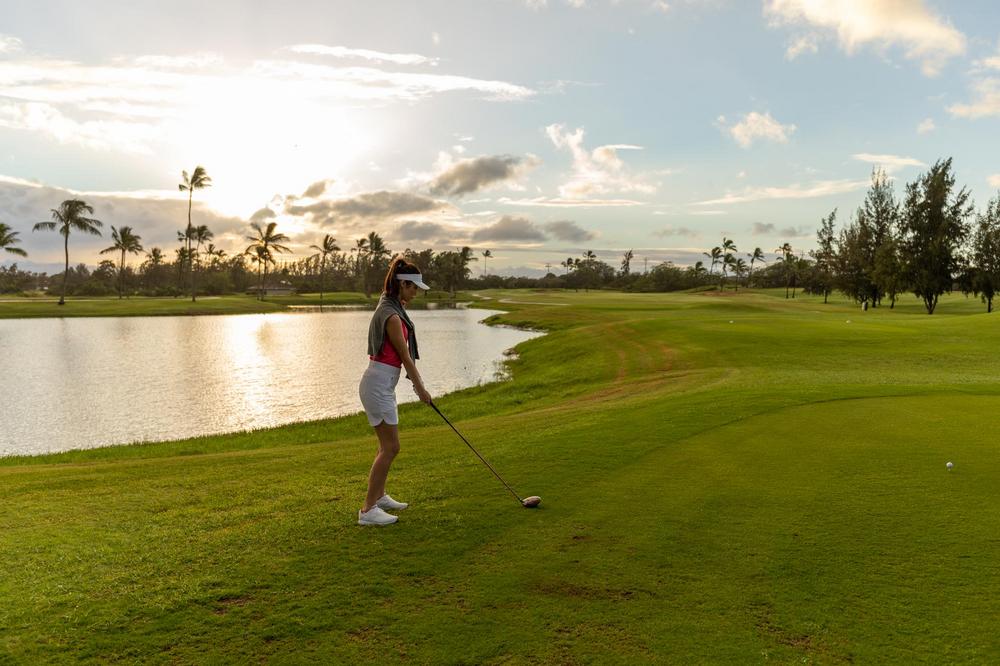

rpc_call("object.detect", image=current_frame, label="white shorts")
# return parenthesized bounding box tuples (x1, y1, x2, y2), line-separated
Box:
(359, 360, 402, 427)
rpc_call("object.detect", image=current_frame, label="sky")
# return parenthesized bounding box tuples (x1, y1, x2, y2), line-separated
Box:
(1, 0, 1000, 277)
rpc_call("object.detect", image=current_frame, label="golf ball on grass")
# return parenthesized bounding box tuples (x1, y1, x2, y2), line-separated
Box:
(947, 462, 954, 470)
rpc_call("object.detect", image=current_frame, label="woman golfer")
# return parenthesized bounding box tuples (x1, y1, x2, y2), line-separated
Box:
(357, 256, 432, 526)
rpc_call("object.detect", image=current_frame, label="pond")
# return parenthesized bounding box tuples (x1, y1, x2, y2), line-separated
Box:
(0, 308, 540, 456)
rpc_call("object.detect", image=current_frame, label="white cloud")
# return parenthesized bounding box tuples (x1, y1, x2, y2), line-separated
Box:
(651, 1, 671, 13)
(497, 196, 644, 207)
(690, 209, 726, 216)
(988, 174, 1000, 189)
(695, 178, 869, 205)
(432, 32, 441, 46)
(545, 124, 657, 198)
(764, 0, 966, 77)
(0, 35, 24, 54)
(851, 153, 926, 173)
(785, 34, 819, 59)
(719, 112, 796, 148)
(947, 78, 1000, 119)
(285, 44, 439, 66)
(653, 225, 699, 238)
(566, 0, 587, 7)
(916, 118, 935, 134)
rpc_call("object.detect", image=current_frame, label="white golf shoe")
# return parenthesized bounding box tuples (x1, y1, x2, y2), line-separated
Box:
(358, 505, 398, 526)
(376, 493, 409, 511)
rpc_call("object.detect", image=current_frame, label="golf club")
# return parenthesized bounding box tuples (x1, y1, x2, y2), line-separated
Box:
(429, 401, 541, 508)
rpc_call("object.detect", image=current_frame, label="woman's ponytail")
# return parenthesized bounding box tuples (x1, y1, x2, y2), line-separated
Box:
(383, 254, 420, 298)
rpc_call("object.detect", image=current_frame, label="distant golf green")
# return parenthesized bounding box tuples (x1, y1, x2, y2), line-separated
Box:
(3, 288, 999, 662)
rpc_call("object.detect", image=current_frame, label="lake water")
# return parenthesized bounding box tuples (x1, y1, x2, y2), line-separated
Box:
(0, 309, 541, 456)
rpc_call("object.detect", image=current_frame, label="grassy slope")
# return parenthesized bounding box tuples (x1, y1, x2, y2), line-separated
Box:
(3, 288, 1000, 662)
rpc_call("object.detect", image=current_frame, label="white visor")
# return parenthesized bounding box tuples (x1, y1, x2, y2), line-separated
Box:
(396, 273, 430, 290)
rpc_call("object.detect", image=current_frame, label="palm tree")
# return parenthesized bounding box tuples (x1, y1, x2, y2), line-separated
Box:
(703, 246, 722, 276)
(364, 232, 392, 297)
(775, 243, 793, 298)
(178, 166, 212, 302)
(32, 199, 103, 305)
(621, 248, 634, 275)
(747, 247, 766, 288)
(721, 253, 735, 290)
(351, 237, 369, 293)
(309, 234, 340, 308)
(245, 221, 291, 300)
(482, 249, 492, 277)
(190, 224, 213, 297)
(560, 257, 576, 275)
(0, 222, 28, 259)
(733, 258, 748, 292)
(99, 226, 143, 299)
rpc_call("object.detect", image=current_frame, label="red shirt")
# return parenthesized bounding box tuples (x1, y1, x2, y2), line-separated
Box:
(370, 320, 409, 368)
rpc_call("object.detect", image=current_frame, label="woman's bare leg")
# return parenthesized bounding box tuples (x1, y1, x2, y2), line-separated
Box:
(363, 422, 400, 512)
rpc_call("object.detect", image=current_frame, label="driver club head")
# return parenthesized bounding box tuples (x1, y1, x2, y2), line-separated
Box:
(521, 496, 542, 508)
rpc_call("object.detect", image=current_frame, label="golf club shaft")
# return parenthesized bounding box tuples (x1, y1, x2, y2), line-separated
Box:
(430, 402, 523, 504)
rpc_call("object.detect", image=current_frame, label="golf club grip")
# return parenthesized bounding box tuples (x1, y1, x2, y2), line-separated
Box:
(430, 402, 523, 503)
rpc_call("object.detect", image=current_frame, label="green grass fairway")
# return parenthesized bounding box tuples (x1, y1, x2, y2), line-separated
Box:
(3, 289, 1000, 662)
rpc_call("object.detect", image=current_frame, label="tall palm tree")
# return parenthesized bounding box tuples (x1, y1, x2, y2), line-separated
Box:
(0, 222, 28, 259)
(245, 221, 291, 300)
(351, 237, 369, 293)
(703, 246, 722, 276)
(178, 166, 212, 302)
(733, 258, 748, 292)
(190, 224, 213, 297)
(721, 253, 735, 290)
(482, 249, 492, 277)
(309, 234, 340, 307)
(99, 226, 143, 299)
(747, 247, 766, 288)
(32, 199, 103, 305)
(621, 248, 634, 275)
(775, 243, 793, 298)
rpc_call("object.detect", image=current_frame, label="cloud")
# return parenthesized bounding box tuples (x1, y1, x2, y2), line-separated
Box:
(695, 178, 869, 205)
(286, 190, 453, 227)
(916, 118, 935, 134)
(0, 47, 535, 160)
(718, 112, 796, 148)
(394, 221, 448, 241)
(0, 176, 247, 268)
(947, 77, 1000, 119)
(544, 220, 595, 242)
(690, 209, 726, 216)
(497, 196, 644, 207)
(429, 154, 540, 196)
(302, 180, 331, 198)
(0, 35, 23, 54)
(786, 34, 819, 59)
(653, 225, 699, 238)
(249, 207, 276, 223)
(284, 44, 439, 67)
(778, 225, 814, 238)
(989, 175, 1000, 189)
(752, 222, 776, 235)
(545, 123, 657, 198)
(851, 153, 926, 173)
(470, 216, 547, 242)
(764, 0, 966, 77)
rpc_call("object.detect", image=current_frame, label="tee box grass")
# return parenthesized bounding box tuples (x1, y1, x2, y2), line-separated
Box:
(2, 288, 999, 662)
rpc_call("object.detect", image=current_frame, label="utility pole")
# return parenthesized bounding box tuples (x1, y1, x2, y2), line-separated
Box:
(644, 257, 648, 274)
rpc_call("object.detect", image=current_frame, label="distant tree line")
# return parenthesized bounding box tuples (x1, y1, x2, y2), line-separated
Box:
(2, 158, 997, 313)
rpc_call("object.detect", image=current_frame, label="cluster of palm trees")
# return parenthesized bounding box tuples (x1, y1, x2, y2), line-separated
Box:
(702, 239, 767, 291)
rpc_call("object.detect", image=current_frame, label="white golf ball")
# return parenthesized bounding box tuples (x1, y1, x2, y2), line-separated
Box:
(947, 462, 954, 470)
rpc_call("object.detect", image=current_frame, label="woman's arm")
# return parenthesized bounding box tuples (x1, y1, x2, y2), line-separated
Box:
(386, 315, 432, 404)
